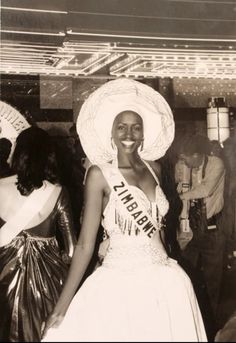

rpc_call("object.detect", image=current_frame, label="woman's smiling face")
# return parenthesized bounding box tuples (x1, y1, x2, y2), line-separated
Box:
(111, 111, 144, 154)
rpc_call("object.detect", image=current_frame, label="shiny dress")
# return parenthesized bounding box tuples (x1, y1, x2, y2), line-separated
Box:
(44, 165, 207, 342)
(0, 185, 75, 342)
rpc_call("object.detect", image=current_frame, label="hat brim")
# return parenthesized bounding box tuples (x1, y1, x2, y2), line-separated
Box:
(77, 78, 175, 164)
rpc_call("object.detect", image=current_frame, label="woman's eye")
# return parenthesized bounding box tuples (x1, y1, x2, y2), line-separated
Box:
(117, 125, 125, 131)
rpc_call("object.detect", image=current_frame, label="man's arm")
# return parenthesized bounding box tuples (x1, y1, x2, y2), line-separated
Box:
(180, 157, 225, 201)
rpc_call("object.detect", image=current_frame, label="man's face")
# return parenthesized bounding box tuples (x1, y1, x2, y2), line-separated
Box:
(182, 153, 203, 168)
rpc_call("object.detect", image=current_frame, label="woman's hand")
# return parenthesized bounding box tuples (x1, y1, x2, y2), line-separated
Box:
(41, 312, 64, 339)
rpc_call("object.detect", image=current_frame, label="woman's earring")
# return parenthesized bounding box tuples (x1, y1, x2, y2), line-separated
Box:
(139, 139, 144, 152)
(111, 137, 116, 151)
(111, 137, 118, 166)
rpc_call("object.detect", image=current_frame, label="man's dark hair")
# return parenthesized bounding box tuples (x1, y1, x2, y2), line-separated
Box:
(180, 134, 211, 156)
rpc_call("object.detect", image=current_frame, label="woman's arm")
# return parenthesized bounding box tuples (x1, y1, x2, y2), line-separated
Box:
(42, 165, 105, 334)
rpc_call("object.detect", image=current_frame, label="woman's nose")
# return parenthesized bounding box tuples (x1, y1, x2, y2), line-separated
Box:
(125, 127, 133, 139)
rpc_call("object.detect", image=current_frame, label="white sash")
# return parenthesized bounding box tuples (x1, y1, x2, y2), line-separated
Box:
(0, 182, 61, 247)
(100, 164, 162, 239)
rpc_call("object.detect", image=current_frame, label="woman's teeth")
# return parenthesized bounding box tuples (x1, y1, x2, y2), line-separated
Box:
(121, 141, 135, 147)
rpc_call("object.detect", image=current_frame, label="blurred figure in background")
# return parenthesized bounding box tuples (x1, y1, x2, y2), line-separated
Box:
(177, 134, 225, 340)
(221, 137, 236, 270)
(213, 147, 236, 341)
(0, 137, 12, 178)
(158, 146, 182, 259)
(215, 313, 236, 342)
(57, 124, 85, 238)
(0, 127, 76, 342)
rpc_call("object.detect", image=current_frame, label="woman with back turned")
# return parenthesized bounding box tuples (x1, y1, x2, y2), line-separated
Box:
(0, 127, 76, 342)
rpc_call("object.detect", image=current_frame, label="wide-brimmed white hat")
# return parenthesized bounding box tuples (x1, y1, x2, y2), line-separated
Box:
(77, 78, 174, 164)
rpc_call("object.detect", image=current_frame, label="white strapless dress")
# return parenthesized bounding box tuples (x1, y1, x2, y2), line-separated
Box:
(43, 181, 207, 342)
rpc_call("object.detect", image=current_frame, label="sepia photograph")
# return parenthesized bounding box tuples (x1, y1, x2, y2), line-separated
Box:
(0, 0, 236, 341)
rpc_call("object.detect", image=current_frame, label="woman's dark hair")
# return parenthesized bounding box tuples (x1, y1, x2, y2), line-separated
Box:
(0, 138, 12, 162)
(12, 127, 60, 195)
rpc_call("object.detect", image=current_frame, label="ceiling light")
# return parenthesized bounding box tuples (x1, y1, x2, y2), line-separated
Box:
(1, 6, 67, 14)
(0, 29, 65, 36)
(67, 30, 236, 42)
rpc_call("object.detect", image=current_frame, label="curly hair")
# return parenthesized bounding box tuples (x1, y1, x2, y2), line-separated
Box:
(11, 127, 61, 195)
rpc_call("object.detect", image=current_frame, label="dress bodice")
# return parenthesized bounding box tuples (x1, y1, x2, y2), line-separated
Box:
(100, 163, 170, 271)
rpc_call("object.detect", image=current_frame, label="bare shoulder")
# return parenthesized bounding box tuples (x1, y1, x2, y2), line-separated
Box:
(0, 176, 21, 214)
(146, 160, 162, 179)
(85, 164, 107, 189)
(0, 176, 17, 195)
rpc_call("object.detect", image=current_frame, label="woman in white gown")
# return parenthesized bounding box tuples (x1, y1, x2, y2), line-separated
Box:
(42, 78, 207, 342)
